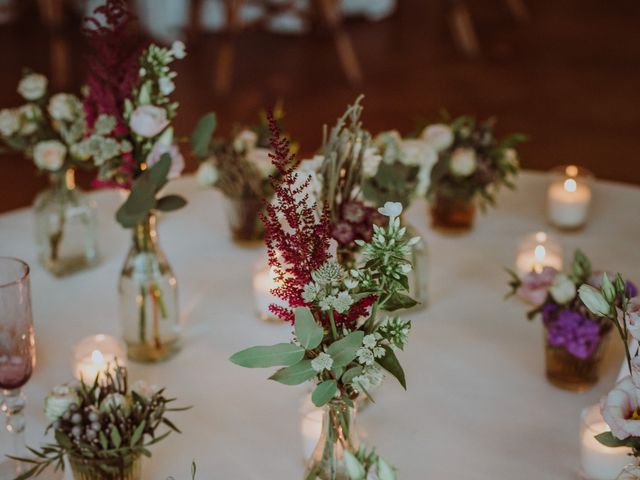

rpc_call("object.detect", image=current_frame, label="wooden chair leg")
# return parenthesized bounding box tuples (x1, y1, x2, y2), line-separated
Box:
(37, 0, 63, 27)
(448, 0, 480, 57)
(215, 0, 242, 96)
(504, 0, 529, 22)
(315, 0, 363, 86)
(188, 0, 204, 43)
(38, 0, 69, 89)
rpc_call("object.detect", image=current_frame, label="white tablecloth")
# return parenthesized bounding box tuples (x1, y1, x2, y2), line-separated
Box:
(1, 171, 639, 479)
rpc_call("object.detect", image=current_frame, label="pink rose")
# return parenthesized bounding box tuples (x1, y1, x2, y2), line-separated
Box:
(516, 267, 557, 305)
(129, 105, 169, 138)
(601, 376, 640, 440)
(146, 142, 184, 179)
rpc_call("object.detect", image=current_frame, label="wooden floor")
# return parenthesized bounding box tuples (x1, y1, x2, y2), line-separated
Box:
(0, 0, 639, 213)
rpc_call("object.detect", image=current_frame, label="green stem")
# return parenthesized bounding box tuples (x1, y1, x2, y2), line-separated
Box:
(328, 310, 339, 340)
(139, 285, 147, 343)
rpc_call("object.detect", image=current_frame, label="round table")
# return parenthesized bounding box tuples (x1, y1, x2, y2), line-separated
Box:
(1, 171, 639, 479)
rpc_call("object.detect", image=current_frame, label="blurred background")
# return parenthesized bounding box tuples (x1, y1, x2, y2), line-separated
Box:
(0, 0, 638, 213)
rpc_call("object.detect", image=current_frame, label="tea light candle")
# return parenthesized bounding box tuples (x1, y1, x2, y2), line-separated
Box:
(252, 261, 287, 322)
(515, 231, 563, 275)
(73, 334, 127, 383)
(547, 165, 593, 229)
(580, 404, 631, 480)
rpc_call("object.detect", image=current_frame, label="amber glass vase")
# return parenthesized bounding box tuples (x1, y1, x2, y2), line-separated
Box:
(429, 192, 476, 231)
(544, 327, 610, 392)
(223, 195, 264, 246)
(69, 454, 141, 480)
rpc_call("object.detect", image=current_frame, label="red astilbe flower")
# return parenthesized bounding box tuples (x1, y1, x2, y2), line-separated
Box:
(261, 113, 332, 324)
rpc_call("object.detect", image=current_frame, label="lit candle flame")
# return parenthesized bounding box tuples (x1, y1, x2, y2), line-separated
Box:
(535, 231, 547, 243)
(564, 178, 577, 193)
(91, 350, 105, 366)
(533, 245, 546, 273)
(565, 165, 579, 177)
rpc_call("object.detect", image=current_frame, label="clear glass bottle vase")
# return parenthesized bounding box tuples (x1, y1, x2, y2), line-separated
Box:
(118, 213, 181, 363)
(304, 400, 359, 480)
(69, 453, 142, 480)
(405, 224, 428, 309)
(33, 169, 99, 276)
(617, 464, 640, 480)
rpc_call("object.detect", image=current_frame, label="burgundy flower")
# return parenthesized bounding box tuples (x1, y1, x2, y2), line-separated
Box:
(332, 222, 356, 245)
(342, 201, 366, 224)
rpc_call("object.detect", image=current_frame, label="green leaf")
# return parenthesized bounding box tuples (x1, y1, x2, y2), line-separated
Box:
(156, 194, 187, 212)
(377, 457, 396, 480)
(130, 421, 146, 447)
(148, 153, 172, 191)
(312, 380, 338, 407)
(54, 430, 72, 450)
(230, 343, 305, 368)
(341, 366, 364, 385)
(110, 426, 122, 449)
(344, 450, 366, 479)
(326, 331, 364, 369)
(191, 112, 217, 158)
(595, 431, 629, 448)
(383, 293, 418, 312)
(269, 359, 316, 385)
(294, 307, 324, 350)
(376, 345, 406, 389)
(116, 174, 157, 228)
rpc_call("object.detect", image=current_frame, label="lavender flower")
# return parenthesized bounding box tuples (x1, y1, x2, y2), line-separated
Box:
(545, 308, 601, 359)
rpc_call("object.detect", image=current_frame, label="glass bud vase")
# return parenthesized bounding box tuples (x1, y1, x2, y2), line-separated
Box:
(119, 213, 181, 363)
(33, 169, 99, 276)
(429, 191, 476, 232)
(405, 224, 428, 309)
(617, 464, 640, 480)
(69, 453, 142, 480)
(304, 400, 359, 480)
(223, 195, 265, 246)
(544, 326, 610, 392)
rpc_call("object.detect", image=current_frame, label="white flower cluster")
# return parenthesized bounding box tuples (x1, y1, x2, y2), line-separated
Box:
(72, 114, 131, 166)
(352, 365, 385, 392)
(311, 351, 334, 373)
(356, 333, 386, 366)
(303, 261, 357, 314)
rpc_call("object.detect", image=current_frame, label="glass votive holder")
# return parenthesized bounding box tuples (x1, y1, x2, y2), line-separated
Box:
(72, 334, 127, 383)
(300, 394, 323, 463)
(547, 165, 594, 230)
(252, 258, 288, 323)
(579, 403, 632, 480)
(515, 231, 563, 276)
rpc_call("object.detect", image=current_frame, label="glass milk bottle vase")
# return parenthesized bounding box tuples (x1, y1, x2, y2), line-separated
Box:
(304, 400, 359, 480)
(405, 224, 428, 308)
(33, 169, 99, 276)
(118, 213, 181, 362)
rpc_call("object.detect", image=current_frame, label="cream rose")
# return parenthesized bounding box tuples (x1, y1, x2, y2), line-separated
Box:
(0, 109, 20, 136)
(421, 124, 454, 152)
(449, 148, 477, 177)
(48, 93, 78, 122)
(45, 384, 79, 421)
(196, 160, 219, 187)
(129, 105, 169, 138)
(17, 73, 47, 101)
(549, 273, 576, 304)
(400, 139, 437, 168)
(233, 129, 258, 153)
(146, 141, 184, 179)
(33, 140, 66, 171)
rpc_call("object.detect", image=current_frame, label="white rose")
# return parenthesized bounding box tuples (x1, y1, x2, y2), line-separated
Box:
(129, 105, 169, 138)
(146, 141, 184, 179)
(549, 273, 577, 304)
(362, 147, 382, 178)
(131, 380, 161, 400)
(18, 104, 41, 135)
(100, 393, 131, 414)
(48, 93, 77, 122)
(449, 148, 477, 177)
(17, 73, 47, 101)
(33, 140, 66, 171)
(233, 129, 258, 153)
(246, 147, 275, 178)
(0, 109, 20, 136)
(421, 124, 454, 152)
(171, 40, 186, 59)
(45, 384, 79, 421)
(400, 139, 437, 168)
(502, 148, 519, 168)
(196, 160, 219, 187)
(158, 77, 175, 96)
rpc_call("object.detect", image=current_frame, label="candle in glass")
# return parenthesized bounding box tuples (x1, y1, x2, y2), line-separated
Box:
(300, 396, 324, 461)
(515, 232, 563, 276)
(73, 334, 127, 383)
(252, 260, 287, 322)
(580, 404, 631, 480)
(547, 165, 593, 230)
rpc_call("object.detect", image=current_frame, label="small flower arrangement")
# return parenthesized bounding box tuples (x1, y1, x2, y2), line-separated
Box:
(0, 72, 89, 173)
(192, 110, 284, 244)
(13, 367, 186, 480)
(423, 115, 525, 229)
(578, 274, 640, 465)
(231, 114, 417, 479)
(507, 250, 637, 390)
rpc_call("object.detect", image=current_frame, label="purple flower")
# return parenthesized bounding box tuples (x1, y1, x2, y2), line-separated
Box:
(626, 281, 638, 299)
(545, 308, 601, 359)
(332, 222, 355, 245)
(342, 201, 367, 224)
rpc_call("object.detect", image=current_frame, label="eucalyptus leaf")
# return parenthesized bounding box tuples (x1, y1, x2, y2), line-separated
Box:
(342, 366, 364, 385)
(269, 359, 316, 385)
(148, 153, 172, 191)
(116, 174, 157, 228)
(191, 112, 217, 158)
(383, 293, 418, 312)
(376, 345, 406, 389)
(311, 380, 338, 407)
(377, 457, 396, 480)
(156, 194, 187, 212)
(595, 431, 629, 448)
(294, 307, 324, 350)
(343, 450, 366, 480)
(326, 331, 364, 369)
(230, 343, 305, 368)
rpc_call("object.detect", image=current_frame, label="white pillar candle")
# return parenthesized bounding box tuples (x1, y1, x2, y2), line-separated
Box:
(580, 404, 632, 480)
(547, 165, 593, 229)
(73, 334, 127, 383)
(515, 231, 563, 275)
(252, 261, 288, 322)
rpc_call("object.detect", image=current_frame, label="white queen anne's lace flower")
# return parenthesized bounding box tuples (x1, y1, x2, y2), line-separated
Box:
(302, 283, 320, 303)
(356, 347, 375, 366)
(311, 352, 333, 372)
(363, 334, 377, 349)
(333, 291, 354, 313)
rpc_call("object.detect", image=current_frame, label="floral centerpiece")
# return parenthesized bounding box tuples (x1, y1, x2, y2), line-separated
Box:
(423, 115, 525, 231)
(79, 0, 189, 362)
(231, 114, 417, 479)
(578, 274, 640, 478)
(0, 72, 99, 276)
(192, 110, 284, 245)
(507, 250, 636, 391)
(12, 367, 186, 480)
